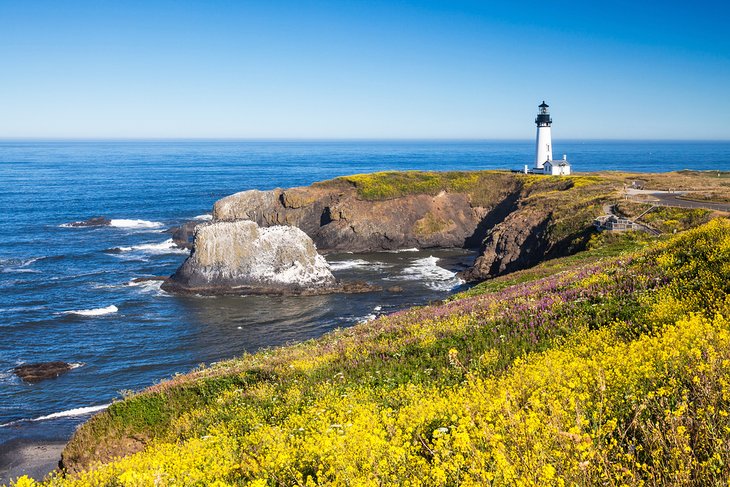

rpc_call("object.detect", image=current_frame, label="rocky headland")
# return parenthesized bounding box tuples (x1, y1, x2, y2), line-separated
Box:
(165, 170, 730, 295)
(198, 171, 611, 284)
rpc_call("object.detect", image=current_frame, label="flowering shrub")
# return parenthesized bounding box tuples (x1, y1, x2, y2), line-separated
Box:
(11, 219, 730, 486)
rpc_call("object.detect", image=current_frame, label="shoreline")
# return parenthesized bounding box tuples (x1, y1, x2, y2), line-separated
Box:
(0, 439, 65, 485)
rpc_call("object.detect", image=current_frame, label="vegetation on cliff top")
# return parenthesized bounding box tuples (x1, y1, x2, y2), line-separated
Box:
(316, 170, 518, 205)
(11, 217, 730, 486)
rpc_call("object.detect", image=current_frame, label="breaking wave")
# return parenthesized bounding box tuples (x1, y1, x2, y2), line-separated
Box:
(193, 214, 213, 221)
(327, 259, 390, 271)
(31, 403, 110, 422)
(63, 305, 118, 316)
(109, 219, 164, 229)
(400, 256, 464, 291)
(117, 239, 189, 255)
(0, 403, 112, 428)
(128, 279, 169, 296)
(0, 257, 42, 274)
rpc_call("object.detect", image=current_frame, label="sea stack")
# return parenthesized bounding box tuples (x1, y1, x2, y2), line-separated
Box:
(162, 220, 338, 295)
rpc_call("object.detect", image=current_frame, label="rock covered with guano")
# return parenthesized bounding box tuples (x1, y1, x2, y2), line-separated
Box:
(162, 220, 337, 295)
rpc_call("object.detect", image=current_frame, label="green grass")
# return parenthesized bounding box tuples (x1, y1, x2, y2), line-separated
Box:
(452, 230, 652, 299)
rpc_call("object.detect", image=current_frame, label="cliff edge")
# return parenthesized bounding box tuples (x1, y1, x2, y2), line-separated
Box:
(210, 171, 615, 280)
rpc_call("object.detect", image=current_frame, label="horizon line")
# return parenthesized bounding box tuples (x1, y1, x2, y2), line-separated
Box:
(1, 137, 730, 143)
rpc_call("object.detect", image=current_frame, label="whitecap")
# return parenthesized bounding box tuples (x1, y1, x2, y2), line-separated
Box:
(128, 279, 169, 296)
(31, 403, 111, 422)
(0, 257, 42, 274)
(193, 214, 213, 221)
(386, 247, 420, 253)
(399, 256, 464, 291)
(118, 239, 189, 255)
(0, 305, 48, 313)
(109, 219, 164, 229)
(0, 369, 16, 385)
(358, 314, 377, 323)
(327, 259, 390, 271)
(63, 305, 118, 316)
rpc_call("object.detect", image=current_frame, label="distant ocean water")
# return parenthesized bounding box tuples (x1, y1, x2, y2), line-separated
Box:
(1, 139, 728, 454)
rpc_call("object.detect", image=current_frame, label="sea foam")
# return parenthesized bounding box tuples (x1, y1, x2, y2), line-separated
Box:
(400, 256, 464, 291)
(63, 305, 118, 316)
(327, 259, 390, 271)
(128, 279, 169, 296)
(109, 219, 164, 229)
(118, 238, 189, 255)
(31, 403, 111, 422)
(0, 257, 42, 274)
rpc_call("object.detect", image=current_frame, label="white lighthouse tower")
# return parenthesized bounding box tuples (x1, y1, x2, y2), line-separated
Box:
(532, 101, 571, 175)
(535, 101, 552, 169)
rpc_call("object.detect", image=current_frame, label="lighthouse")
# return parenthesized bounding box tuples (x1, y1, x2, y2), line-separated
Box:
(531, 101, 571, 175)
(535, 101, 552, 169)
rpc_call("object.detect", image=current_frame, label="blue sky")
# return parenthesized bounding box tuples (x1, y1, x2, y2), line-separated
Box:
(1, 0, 728, 139)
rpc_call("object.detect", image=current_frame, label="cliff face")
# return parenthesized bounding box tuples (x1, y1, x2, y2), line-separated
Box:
(213, 187, 496, 252)
(210, 172, 611, 281)
(162, 220, 337, 295)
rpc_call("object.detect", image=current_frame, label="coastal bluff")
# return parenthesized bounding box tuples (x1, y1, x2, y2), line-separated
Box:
(211, 171, 614, 280)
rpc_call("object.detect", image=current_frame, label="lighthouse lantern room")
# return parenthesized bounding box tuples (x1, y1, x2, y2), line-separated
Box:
(531, 101, 571, 175)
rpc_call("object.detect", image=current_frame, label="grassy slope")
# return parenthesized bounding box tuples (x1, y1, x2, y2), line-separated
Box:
(11, 217, 728, 486)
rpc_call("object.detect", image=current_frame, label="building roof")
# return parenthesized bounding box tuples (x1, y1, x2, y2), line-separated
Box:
(545, 160, 570, 167)
(539, 101, 549, 108)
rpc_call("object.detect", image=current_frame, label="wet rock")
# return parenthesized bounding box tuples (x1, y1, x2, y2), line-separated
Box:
(340, 281, 381, 294)
(13, 362, 74, 383)
(129, 276, 167, 284)
(66, 217, 111, 227)
(386, 286, 404, 293)
(168, 221, 199, 250)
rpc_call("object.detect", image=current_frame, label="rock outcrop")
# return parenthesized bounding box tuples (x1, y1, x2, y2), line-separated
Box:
(162, 220, 340, 295)
(208, 172, 608, 282)
(460, 207, 553, 281)
(201, 172, 612, 284)
(65, 216, 111, 227)
(168, 221, 199, 250)
(13, 361, 75, 383)
(212, 187, 498, 252)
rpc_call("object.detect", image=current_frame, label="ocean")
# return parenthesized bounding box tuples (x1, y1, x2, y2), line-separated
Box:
(1, 139, 729, 456)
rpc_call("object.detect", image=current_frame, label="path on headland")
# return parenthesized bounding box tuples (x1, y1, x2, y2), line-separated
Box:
(625, 189, 730, 212)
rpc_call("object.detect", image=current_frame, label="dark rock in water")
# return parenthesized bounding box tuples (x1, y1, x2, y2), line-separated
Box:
(67, 216, 111, 227)
(340, 281, 381, 294)
(129, 276, 167, 284)
(168, 221, 199, 250)
(13, 362, 75, 383)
